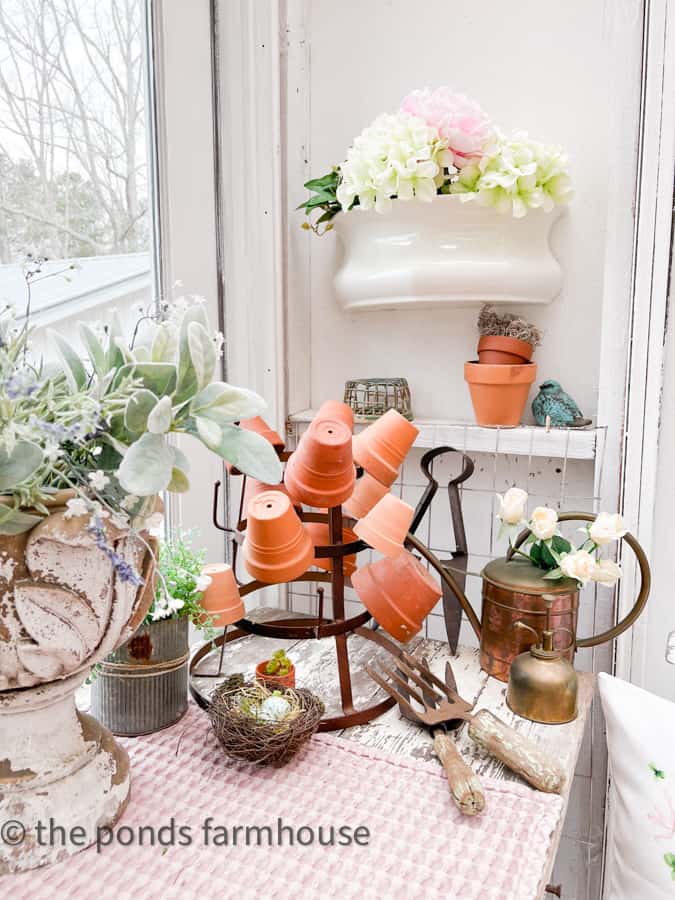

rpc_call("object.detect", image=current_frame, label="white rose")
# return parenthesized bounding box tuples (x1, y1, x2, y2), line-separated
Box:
(589, 512, 627, 546)
(591, 558, 622, 587)
(560, 550, 597, 585)
(496, 487, 528, 525)
(530, 506, 558, 541)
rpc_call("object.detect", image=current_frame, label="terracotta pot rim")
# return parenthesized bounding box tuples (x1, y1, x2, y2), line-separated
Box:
(464, 360, 538, 385)
(477, 335, 534, 357)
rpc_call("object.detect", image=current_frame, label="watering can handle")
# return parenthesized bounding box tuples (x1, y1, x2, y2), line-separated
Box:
(506, 512, 651, 649)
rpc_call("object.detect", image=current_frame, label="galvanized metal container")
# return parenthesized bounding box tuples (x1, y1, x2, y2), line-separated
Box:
(91, 617, 189, 736)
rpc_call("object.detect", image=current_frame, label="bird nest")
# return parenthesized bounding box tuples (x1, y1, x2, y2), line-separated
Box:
(208, 679, 325, 767)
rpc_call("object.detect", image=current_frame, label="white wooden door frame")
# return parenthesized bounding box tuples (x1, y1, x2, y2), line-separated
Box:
(597, 0, 675, 687)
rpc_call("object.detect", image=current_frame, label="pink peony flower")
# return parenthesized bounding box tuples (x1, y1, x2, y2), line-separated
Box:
(401, 87, 493, 168)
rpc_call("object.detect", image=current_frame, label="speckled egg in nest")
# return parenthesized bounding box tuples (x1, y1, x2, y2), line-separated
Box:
(207, 681, 324, 767)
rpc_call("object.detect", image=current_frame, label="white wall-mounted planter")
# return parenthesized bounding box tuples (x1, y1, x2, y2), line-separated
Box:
(333, 194, 563, 311)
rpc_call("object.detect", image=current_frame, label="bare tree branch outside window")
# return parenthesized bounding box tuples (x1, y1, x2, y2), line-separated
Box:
(0, 0, 148, 264)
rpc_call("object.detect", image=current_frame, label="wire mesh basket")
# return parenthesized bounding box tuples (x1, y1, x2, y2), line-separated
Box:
(344, 378, 413, 422)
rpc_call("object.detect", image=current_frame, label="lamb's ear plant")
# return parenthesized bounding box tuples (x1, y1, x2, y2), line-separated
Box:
(0, 273, 282, 538)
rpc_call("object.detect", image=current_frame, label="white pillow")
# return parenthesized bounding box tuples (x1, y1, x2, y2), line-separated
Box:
(598, 672, 675, 900)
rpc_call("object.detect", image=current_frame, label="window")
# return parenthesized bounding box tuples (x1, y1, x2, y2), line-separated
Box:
(0, 0, 153, 326)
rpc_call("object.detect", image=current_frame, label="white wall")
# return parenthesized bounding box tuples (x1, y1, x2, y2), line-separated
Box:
(286, 0, 614, 422)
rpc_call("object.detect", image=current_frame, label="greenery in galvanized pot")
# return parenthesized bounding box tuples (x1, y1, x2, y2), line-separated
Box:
(92, 536, 214, 736)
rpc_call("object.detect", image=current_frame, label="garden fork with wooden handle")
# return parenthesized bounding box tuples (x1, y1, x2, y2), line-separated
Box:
(365, 653, 565, 796)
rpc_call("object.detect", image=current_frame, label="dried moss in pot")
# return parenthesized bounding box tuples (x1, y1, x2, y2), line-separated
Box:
(208, 681, 324, 766)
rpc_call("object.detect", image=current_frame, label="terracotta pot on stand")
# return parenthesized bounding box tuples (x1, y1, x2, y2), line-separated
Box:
(316, 400, 354, 431)
(352, 551, 442, 642)
(353, 493, 414, 558)
(243, 491, 314, 584)
(464, 361, 537, 426)
(304, 522, 358, 578)
(352, 408, 419, 487)
(284, 417, 355, 508)
(198, 563, 245, 627)
(343, 472, 389, 520)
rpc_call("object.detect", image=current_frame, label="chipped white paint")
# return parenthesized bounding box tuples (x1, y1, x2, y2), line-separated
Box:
(0, 507, 154, 873)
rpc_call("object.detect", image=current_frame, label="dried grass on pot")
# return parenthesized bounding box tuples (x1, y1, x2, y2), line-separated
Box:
(208, 680, 324, 767)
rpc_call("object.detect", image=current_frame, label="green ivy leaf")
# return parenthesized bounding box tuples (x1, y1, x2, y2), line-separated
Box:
(542, 567, 564, 580)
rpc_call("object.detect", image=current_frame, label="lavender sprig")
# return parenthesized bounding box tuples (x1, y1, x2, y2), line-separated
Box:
(89, 516, 144, 586)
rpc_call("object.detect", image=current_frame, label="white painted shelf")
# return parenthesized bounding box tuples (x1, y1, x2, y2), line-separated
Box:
(288, 410, 605, 461)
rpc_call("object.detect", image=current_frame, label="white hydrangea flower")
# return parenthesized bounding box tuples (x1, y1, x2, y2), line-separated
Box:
(450, 131, 573, 218)
(337, 111, 455, 215)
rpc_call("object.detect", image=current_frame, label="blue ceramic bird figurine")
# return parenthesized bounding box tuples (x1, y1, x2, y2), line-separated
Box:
(532, 380, 592, 428)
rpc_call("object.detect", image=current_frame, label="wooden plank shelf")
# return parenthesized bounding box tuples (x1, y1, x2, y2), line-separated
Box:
(288, 410, 605, 461)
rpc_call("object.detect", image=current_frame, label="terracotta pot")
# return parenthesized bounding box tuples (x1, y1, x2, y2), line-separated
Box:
(255, 660, 296, 689)
(352, 551, 441, 642)
(477, 335, 534, 365)
(343, 472, 389, 520)
(198, 563, 245, 627)
(353, 493, 414, 558)
(464, 361, 537, 427)
(243, 491, 314, 584)
(241, 478, 293, 523)
(304, 522, 358, 577)
(284, 418, 355, 508)
(316, 400, 354, 431)
(228, 416, 285, 476)
(352, 408, 419, 487)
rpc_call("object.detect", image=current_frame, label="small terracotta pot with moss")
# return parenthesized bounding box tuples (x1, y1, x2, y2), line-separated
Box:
(476, 304, 542, 365)
(255, 649, 296, 689)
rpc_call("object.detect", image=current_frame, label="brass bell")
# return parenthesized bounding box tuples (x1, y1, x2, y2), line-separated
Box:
(506, 594, 578, 724)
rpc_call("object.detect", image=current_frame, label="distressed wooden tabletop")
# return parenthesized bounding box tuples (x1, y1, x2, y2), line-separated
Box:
(191, 607, 595, 900)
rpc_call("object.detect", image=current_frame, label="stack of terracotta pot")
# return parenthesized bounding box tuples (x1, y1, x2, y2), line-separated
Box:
(464, 328, 538, 427)
(231, 405, 442, 643)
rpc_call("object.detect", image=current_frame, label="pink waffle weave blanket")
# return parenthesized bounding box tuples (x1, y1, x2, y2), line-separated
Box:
(4, 705, 563, 899)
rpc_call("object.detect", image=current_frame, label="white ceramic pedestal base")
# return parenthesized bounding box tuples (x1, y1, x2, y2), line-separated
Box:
(0, 673, 130, 874)
(333, 194, 563, 310)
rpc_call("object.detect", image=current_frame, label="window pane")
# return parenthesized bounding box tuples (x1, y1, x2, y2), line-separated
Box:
(0, 0, 152, 321)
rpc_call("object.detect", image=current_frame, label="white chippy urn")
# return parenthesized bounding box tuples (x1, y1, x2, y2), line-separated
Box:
(0, 496, 156, 874)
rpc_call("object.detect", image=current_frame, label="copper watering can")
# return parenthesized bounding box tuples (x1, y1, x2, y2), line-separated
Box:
(406, 512, 651, 682)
